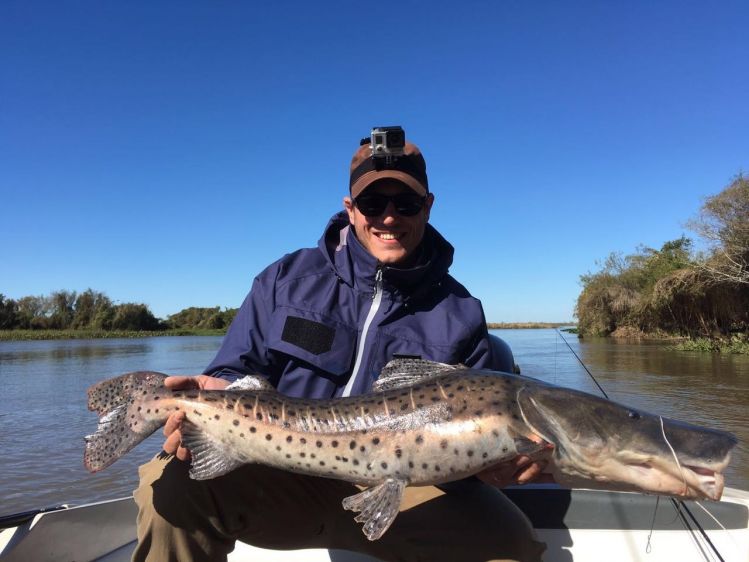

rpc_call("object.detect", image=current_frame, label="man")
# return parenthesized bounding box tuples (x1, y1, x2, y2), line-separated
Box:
(133, 130, 547, 562)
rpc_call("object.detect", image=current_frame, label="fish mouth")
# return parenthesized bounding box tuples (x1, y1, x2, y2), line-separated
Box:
(623, 459, 727, 500)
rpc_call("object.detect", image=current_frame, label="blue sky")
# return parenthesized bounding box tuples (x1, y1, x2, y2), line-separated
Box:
(2, 1, 748, 322)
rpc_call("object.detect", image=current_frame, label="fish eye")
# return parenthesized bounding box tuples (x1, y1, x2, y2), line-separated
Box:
(628, 411, 641, 420)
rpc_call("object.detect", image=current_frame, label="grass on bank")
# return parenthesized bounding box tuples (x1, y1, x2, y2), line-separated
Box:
(487, 322, 573, 329)
(0, 328, 227, 341)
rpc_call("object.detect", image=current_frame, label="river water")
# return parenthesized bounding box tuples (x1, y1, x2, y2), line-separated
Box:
(0, 330, 747, 518)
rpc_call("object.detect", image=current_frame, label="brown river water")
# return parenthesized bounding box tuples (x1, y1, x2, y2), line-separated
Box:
(0, 329, 747, 519)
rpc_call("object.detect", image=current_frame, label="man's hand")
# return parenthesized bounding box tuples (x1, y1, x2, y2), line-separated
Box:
(476, 457, 555, 488)
(162, 375, 230, 462)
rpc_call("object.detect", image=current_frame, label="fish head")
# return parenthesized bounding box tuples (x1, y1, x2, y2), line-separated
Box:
(516, 384, 737, 500)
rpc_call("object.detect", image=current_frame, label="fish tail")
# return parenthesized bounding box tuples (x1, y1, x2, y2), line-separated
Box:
(84, 371, 168, 473)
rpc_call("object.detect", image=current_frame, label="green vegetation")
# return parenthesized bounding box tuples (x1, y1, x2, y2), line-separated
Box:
(575, 175, 749, 353)
(487, 322, 572, 329)
(0, 289, 238, 341)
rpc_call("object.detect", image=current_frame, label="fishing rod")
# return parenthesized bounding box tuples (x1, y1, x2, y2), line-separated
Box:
(555, 329, 726, 562)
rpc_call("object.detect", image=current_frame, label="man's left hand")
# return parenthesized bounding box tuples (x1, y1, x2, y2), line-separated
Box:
(477, 457, 555, 488)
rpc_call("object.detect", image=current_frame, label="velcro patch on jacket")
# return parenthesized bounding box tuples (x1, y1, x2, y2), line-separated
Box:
(281, 316, 335, 355)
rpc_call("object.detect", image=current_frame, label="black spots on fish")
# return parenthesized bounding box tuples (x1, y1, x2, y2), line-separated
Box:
(474, 411, 483, 417)
(265, 434, 272, 441)
(434, 465, 441, 472)
(422, 463, 428, 470)
(286, 435, 293, 443)
(440, 440, 448, 449)
(492, 429, 500, 438)
(360, 445, 366, 453)
(250, 427, 257, 433)
(316, 440, 323, 448)
(482, 452, 489, 459)
(372, 437, 380, 446)
(331, 440, 339, 448)
(193, 410, 202, 417)
(287, 410, 297, 417)
(491, 401, 501, 408)
(300, 452, 306, 458)
(395, 447, 402, 458)
(349, 440, 357, 450)
(214, 414, 220, 420)
(501, 446, 508, 453)
(137, 406, 142, 411)
(454, 448, 459, 455)
(467, 450, 475, 457)
(286, 453, 291, 459)
(276, 446, 281, 451)
(353, 459, 360, 466)
(154, 409, 159, 414)
(456, 385, 465, 392)
(341, 456, 349, 463)
(408, 461, 414, 468)
(300, 437, 307, 445)
(381, 462, 388, 469)
(255, 413, 263, 421)
(320, 461, 325, 466)
(311, 453, 317, 459)
(512, 414, 519, 420)
(430, 397, 440, 403)
(415, 435, 424, 445)
(240, 433, 245, 438)
(203, 396, 217, 403)
(400, 403, 409, 411)
(233, 420, 240, 427)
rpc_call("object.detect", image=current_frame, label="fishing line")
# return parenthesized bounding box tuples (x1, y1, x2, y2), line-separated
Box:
(645, 496, 660, 553)
(555, 329, 726, 562)
(660, 415, 688, 494)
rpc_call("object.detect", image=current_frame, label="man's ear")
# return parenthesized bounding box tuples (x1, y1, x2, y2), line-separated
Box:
(423, 193, 434, 221)
(343, 196, 356, 224)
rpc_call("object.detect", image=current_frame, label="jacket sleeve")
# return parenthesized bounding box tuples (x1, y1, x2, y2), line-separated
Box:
(202, 267, 278, 383)
(460, 303, 516, 373)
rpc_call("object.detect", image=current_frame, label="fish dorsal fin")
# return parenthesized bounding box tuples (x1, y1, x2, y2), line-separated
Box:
(225, 374, 275, 392)
(341, 478, 407, 541)
(181, 421, 244, 480)
(372, 358, 462, 392)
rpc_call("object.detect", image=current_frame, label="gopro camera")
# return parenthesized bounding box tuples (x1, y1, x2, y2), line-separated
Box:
(370, 126, 406, 163)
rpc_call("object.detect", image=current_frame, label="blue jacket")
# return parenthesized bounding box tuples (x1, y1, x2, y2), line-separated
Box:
(204, 212, 510, 398)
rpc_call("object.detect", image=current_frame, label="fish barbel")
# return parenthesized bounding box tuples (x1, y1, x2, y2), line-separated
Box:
(84, 359, 737, 540)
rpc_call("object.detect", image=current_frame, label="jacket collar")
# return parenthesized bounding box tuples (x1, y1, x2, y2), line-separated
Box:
(319, 211, 454, 298)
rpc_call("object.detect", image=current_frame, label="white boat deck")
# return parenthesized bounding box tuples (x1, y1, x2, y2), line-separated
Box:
(1, 485, 747, 561)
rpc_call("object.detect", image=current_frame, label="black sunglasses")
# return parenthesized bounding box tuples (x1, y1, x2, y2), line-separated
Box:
(354, 192, 427, 217)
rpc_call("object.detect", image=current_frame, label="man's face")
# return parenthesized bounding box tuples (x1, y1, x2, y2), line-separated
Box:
(344, 180, 434, 265)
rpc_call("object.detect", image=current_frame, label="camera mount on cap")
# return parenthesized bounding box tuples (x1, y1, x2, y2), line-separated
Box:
(360, 126, 406, 167)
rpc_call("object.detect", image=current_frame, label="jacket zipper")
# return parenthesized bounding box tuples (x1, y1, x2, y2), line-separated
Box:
(342, 268, 384, 397)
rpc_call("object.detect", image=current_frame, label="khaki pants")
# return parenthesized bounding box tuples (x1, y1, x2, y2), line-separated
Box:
(132, 453, 546, 562)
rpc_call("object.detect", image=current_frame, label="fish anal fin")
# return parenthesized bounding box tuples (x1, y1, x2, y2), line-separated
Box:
(341, 478, 406, 541)
(373, 359, 462, 392)
(181, 421, 244, 480)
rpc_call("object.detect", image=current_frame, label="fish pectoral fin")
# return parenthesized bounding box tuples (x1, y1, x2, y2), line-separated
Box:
(373, 359, 462, 392)
(341, 478, 406, 541)
(225, 374, 275, 392)
(181, 421, 243, 480)
(513, 436, 554, 457)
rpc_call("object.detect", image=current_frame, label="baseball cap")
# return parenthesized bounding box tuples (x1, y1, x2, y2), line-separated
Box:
(349, 141, 429, 198)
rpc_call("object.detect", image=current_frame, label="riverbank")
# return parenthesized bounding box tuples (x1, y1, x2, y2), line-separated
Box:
(487, 322, 573, 329)
(0, 328, 226, 341)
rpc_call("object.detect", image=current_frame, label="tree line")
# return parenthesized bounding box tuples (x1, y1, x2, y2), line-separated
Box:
(575, 174, 749, 339)
(0, 289, 238, 332)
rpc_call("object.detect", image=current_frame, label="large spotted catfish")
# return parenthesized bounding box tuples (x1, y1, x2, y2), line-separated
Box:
(84, 359, 736, 540)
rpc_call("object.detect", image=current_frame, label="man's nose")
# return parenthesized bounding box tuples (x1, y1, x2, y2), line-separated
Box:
(381, 202, 398, 223)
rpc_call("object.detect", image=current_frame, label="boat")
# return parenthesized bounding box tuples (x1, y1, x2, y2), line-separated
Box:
(2, 484, 747, 561)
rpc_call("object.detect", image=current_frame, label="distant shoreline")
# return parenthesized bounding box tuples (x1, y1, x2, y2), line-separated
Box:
(0, 328, 226, 341)
(0, 324, 575, 341)
(487, 322, 574, 329)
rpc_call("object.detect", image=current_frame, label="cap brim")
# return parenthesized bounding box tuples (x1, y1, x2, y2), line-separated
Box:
(350, 170, 427, 198)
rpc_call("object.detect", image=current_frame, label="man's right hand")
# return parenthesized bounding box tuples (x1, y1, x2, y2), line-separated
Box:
(162, 375, 230, 461)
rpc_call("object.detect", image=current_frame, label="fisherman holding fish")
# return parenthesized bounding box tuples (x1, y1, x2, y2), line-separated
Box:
(131, 128, 548, 561)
